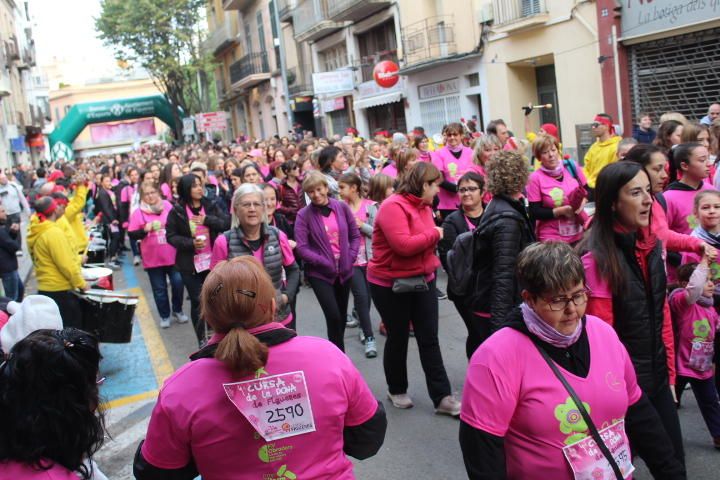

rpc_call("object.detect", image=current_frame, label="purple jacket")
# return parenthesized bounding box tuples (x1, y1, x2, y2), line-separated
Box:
(295, 198, 360, 284)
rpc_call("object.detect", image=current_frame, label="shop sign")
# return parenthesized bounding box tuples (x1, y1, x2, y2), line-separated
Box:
(418, 78, 460, 100)
(621, 0, 720, 39)
(373, 60, 400, 88)
(195, 111, 229, 132)
(312, 70, 354, 95)
(321, 97, 345, 113)
(358, 77, 404, 99)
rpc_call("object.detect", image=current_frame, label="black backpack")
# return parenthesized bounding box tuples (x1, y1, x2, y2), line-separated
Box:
(446, 212, 520, 300)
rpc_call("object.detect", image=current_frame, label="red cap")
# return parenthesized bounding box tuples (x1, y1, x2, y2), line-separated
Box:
(47, 170, 64, 182)
(540, 123, 559, 141)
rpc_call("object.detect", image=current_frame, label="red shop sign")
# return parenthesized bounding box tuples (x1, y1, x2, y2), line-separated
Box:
(373, 60, 400, 88)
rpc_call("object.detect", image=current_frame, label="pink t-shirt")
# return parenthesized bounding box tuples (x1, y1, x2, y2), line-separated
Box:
(664, 184, 710, 235)
(350, 199, 373, 266)
(668, 289, 718, 380)
(581, 252, 612, 299)
(380, 163, 398, 179)
(187, 206, 212, 255)
(432, 146, 475, 210)
(141, 325, 378, 480)
(322, 212, 341, 261)
(160, 183, 172, 200)
(128, 201, 176, 269)
(210, 229, 295, 270)
(461, 315, 642, 480)
(0, 460, 78, 479)
(121, 184, 136, 203)
(526, 166, 587, 243)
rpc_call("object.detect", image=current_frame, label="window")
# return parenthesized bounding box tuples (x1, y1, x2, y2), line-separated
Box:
(245, 20, 253, 53)
(521, 0, 542, 17)
(467, 73, 480, 87)
(420, 96, 461, 136)
(320, 44, 348, 72)
(257, 11, 266, 53)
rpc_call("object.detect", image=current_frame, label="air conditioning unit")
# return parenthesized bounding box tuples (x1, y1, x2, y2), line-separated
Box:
(476, 3, 494, 24)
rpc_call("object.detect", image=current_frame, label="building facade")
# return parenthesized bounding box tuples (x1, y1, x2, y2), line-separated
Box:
(205, 0, 291, 141)
(594, 0, 720, 133)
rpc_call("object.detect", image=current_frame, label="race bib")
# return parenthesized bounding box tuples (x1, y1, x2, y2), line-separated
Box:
(193, 252, 211, 273)
(224, 371, 316, 442)
(562, 420, 634, 480)
(558, 217, 582, 237)
(689, 341, 714, 372)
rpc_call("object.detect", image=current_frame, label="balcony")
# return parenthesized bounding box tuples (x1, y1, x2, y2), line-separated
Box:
(328, 0, 391, 22)
(491, 0, 549, 33)
(293, 0, 343, 43)
(287, 64, 313, 96)
(278, 0, 295, 22)
(229, 51, 270, 90)
(17, 46, 35, 71)
(401, 16, 457, 70)
(357, 50, 398, 83)
(223, 0, 252, 10)
(202, 17, 238, 56)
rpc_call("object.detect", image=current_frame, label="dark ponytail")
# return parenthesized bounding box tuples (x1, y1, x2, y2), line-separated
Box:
(668, 142, 701, 183)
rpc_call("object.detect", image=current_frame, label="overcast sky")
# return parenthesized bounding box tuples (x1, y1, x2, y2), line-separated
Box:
(31, 0, 120, 81)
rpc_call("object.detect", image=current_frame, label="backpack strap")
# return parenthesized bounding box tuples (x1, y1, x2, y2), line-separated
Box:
(563, 158, 579, 182)
(654, 192, 667, 213)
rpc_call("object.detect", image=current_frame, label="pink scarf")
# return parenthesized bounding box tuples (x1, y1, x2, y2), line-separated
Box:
(520, 302, 582, 348)
(540, 165, 563, 178)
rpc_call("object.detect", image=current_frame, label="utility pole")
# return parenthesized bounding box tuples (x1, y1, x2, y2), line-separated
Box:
(271, 0, 294, 135)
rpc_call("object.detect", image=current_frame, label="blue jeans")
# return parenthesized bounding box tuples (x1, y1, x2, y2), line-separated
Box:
(1, 270, 23, 301)
(146, 266, 184, 319)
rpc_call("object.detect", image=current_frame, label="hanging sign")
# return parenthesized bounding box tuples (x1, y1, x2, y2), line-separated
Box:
(373, 61, 400, 88)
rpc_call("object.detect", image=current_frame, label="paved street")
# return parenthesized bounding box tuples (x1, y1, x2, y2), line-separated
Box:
(64, 260, 720, 479)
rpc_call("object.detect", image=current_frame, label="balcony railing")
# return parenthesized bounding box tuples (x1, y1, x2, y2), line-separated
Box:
(492, 0, 548, 28)
(293, 0, 343, 42)
(229, 51, 270, 89)
(287, 64, 313, 95)
(202, 17, 238, 55)
(401, 16, 456, 68)
(223, 0, 251, 10)
(278, 0, 295, 21)
(328, 0, 391, 22)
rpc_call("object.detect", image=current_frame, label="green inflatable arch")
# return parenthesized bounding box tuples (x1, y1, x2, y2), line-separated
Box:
(49, 95, 181, 160)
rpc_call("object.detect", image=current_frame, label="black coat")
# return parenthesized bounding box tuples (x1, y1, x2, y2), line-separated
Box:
(94, 188, 118, 224)
(472, 195, 536, 331)
(0, 223, 19, 273)
(439, 209, 481, 273)
(165, 199, 230, 274)
(612, 232, 668, 395)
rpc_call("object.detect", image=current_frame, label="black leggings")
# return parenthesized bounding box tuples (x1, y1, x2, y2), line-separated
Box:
(648, 386, 685, 466)
(309, 277, 351, 352)
(370, 279, 452, 407)
(350, 266, 373, 339)
(180, 270, 209, 346)
(452, 301, 492, 359)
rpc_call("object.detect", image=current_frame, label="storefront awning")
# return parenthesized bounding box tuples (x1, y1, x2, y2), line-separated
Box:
(354, 91, 403, 110)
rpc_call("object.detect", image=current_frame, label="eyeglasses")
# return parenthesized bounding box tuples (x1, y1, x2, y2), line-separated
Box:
(239, 201, 264, 210)
(542, 289, 590, 311)
(591, 122, 601, 128)
(459, 186, 480, 194)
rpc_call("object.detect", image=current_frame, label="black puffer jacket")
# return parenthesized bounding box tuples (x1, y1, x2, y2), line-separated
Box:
(439, 209, 481, 273)
(471, 195, 536, 331)
(166, 199, 230, 274)
(612, 232, 668, 395)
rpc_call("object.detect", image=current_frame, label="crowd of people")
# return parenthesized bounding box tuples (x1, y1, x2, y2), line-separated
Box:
(1, 102, 720, 479)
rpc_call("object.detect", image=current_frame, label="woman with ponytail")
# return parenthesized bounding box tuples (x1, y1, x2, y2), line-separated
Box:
(135, 256, 386, 480)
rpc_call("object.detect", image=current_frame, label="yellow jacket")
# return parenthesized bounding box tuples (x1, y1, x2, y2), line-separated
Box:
(28, 219, 85, 292)
(583, 135, 622, 188)
(27, 214, 80, 259)
(66, 185, 89, 252)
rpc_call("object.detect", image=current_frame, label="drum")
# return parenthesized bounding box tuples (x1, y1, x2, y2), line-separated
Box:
(82, 266, 114, 290)
(86, 246, 106, 265)
(79, 290, 138, 343)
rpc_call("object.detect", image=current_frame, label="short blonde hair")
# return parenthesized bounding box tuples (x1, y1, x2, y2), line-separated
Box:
(532, 134, 560, 160)
(302, 170, 328, 193)
(473, 135, 502, 166)
(486, 151, 528, 195)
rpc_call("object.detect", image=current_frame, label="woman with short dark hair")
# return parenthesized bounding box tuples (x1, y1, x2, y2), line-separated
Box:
(369, 162, 459, 415)
(0, 328, 106, 479)
(460, 242, 686, 479)
(318, 146, 348, 197)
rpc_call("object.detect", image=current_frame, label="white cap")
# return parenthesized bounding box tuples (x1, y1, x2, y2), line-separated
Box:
(0, 295, 64, 353)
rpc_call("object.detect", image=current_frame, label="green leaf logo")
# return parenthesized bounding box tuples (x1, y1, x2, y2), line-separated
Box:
(276, 465, 297, 479)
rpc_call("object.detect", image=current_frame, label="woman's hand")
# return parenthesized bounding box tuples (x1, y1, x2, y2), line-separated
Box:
(281, 294, 289, 306)
(191, 214, 206, 225)
(288, 239, 297, 249)
(553, 205, 574, 219)
(434, 226, 444, 239)
(702, 243, 718, 263)
(144, 223, 153, 233)
(356, 217, 365, 228)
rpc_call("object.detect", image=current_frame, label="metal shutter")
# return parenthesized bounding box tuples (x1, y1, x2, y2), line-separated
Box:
(629, 28, 720, 122)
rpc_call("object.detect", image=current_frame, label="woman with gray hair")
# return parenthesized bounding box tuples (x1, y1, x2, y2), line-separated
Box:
(467, 151, 535, 353)
(460, 241, 685, 479)
(210, 183, 300, 329)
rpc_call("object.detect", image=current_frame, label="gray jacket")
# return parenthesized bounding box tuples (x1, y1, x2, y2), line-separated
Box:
(363, 202, 378, 260)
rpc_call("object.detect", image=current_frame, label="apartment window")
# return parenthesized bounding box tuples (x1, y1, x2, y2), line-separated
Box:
(419, 96, 461, 137)
(245, 20, 253, 53)
(467, 73, 479, 87)
(320, 45, 348, 72)
(522, 0, 542, 17)
(357, 21, 398, 82)
(257, 11, 266, 52)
